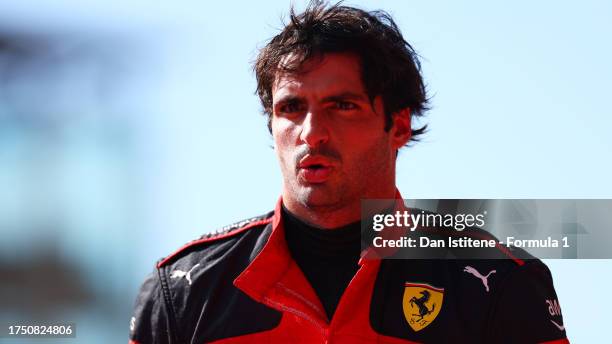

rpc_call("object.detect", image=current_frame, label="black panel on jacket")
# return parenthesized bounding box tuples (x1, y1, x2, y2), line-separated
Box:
(130, 215, 283, 344)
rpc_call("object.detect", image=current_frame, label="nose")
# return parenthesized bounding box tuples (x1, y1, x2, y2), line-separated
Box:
(299, 110, 329, 148)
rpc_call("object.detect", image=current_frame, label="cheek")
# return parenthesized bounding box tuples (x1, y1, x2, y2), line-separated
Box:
(343, 128, 392, 164)
(341, 122, 388, 149)
(271, 118, 295, 159)
(272, 121, 283, 146)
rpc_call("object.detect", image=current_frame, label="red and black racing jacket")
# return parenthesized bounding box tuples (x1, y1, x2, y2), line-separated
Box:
(129, 196, 569, 343)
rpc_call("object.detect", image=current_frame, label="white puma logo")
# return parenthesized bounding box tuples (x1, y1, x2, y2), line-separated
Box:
(463, 266, 496, 292)
(170, 263, 200, 286)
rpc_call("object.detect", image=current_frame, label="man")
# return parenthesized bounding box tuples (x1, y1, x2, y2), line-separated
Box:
(130, 2, 569, 343)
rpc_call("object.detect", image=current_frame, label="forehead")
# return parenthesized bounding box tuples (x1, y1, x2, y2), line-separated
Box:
(271, 53, 367, 99)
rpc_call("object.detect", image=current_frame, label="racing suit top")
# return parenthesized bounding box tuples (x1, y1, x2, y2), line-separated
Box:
(129, 192, 570, 344)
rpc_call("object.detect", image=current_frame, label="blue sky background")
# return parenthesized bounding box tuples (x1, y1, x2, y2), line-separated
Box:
(0, 0, 610, 342)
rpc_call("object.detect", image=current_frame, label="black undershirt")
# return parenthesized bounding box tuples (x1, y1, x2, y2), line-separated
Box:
(282, 206, 361, 321)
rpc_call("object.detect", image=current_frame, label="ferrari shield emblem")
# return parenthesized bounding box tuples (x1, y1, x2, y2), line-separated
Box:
(402, 282, 444, 332)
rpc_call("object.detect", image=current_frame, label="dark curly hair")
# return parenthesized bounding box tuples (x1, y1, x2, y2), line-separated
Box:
(254, 1, 428, 144)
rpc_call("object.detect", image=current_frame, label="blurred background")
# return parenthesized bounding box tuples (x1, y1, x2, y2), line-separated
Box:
(0, 0, 610, 342)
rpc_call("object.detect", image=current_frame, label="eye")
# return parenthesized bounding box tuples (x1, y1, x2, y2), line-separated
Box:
(334, 101, 358, 110)
(278, 101, 306, 115)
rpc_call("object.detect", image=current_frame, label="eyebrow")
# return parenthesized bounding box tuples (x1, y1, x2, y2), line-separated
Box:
(274, 92, 368, 106)
(321, 92, 368, 103)
(273, 95, 305, 106)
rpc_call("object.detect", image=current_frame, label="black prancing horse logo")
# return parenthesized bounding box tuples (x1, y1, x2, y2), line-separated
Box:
(409, 290, 436, 320)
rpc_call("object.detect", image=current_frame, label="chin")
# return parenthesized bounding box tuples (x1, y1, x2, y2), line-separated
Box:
(296, 186, 343, 209)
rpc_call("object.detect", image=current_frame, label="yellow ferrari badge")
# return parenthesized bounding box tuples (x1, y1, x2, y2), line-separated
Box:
(402, 282, 444, 332)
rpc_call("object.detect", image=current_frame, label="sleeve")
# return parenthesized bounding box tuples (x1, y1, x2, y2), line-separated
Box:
(488, 261, 569, 344)
(129, 269, 175, 344)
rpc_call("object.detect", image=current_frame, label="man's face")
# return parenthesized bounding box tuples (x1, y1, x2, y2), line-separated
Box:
(271, 53, 408, 214)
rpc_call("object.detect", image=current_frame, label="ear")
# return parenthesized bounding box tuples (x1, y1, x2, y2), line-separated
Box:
(390, 107, 412, 149)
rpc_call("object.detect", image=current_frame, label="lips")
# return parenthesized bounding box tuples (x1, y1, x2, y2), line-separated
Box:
(298, 156, 334, 183)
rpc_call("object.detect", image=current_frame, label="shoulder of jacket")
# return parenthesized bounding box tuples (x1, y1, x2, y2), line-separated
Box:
(156, 211, 274, 268)
(406, 207, 533, 267)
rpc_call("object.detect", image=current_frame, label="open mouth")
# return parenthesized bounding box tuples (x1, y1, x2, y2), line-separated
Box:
(298, 163, 333, 183)
(304, 164, 326, 170)
(297, 155, 335, 183)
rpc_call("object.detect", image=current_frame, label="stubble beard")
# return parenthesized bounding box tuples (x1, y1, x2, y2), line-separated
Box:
(287, 136, 393, 215)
